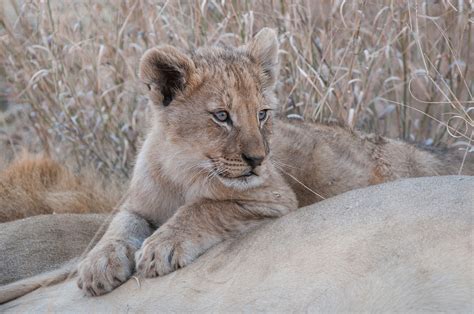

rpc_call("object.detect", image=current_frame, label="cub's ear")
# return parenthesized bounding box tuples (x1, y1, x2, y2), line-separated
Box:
(246, 28, 279, 88)
(139, 46, 195, 106)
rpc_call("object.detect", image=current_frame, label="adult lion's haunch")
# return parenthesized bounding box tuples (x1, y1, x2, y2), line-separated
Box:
(76, 28, 472, 296)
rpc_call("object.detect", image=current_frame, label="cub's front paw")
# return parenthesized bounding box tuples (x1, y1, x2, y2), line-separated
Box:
(135, 228, 197, 278)
(77, 240, 136, 296)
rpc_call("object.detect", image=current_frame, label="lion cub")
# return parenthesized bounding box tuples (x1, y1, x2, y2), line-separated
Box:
(77, 28, 297, 296)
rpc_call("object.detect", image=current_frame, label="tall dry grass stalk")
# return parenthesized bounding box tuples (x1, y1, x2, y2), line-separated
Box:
(0, 0, 472, 179)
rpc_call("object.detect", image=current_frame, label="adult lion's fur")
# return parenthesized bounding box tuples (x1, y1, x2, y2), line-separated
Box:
(0, 214, 109, 303)
(0, 214, 109, 286)
(1, 176, 472, 311)
(0, 153, 120, 223)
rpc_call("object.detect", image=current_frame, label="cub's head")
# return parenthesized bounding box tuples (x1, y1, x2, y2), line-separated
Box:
(139, 28, 279, 190)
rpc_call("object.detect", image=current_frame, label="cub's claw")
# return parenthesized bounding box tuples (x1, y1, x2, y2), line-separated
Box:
(77, 240, 136, 296)
(135, 228, 195, 278)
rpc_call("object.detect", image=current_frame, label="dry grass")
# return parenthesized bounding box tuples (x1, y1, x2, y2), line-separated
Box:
(0, 0, 472, 180)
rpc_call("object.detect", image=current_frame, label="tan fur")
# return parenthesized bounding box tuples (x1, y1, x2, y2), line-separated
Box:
(0, 153, 119, 223)
(0, 214, 109, 304)
(72, 28, 473, 297)
(0, 214, 108, 286)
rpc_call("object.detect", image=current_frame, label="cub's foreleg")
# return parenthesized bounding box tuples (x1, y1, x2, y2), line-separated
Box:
(135, 199, 293, 278)
(77, 211, 152, 296)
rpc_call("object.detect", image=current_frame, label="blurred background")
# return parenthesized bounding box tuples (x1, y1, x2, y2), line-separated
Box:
(0, 0, 472, 182)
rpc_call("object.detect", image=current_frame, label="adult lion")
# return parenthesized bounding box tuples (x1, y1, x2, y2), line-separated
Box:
(1, 176, 472, 311)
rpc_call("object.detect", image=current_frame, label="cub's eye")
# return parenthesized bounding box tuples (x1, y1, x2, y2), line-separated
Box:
(258, 110, 268, 121)
(212, 110, 229, 122)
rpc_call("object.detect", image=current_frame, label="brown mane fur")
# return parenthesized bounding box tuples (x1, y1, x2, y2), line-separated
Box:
(0, 153, 119, 223)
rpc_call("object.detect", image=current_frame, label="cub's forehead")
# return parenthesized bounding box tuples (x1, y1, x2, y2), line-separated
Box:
(184, 46, 276, 110)
(192, 47, 258, 75)
(191, 47, 263, 90)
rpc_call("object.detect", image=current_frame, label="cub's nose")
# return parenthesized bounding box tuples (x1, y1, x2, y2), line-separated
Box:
(242, 153, 264, 168)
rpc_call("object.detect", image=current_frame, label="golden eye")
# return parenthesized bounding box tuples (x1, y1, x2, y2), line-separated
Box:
(258, 110, 268, 121)
(213, 110, 229, 122)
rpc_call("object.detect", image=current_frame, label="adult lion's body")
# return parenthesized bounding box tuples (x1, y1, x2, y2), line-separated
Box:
(0, 214, 109, 303)
(0, 214, 107, 286)
(1, 177, 473, 310)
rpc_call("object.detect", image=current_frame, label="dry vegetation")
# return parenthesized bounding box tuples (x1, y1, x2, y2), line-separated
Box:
(0, 0, 472, 180)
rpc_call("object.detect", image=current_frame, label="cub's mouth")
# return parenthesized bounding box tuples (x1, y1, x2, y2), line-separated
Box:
(208, 156, 259, 179)
(216, 169, 257, 180)
(235, 170, 257, 178)
(211, 165, 265, 190)
(215, 167, 259, 180)
(207, 156, 265, 189)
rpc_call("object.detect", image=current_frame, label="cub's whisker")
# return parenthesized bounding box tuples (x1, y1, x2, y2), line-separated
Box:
(272, 158, 301, 170)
